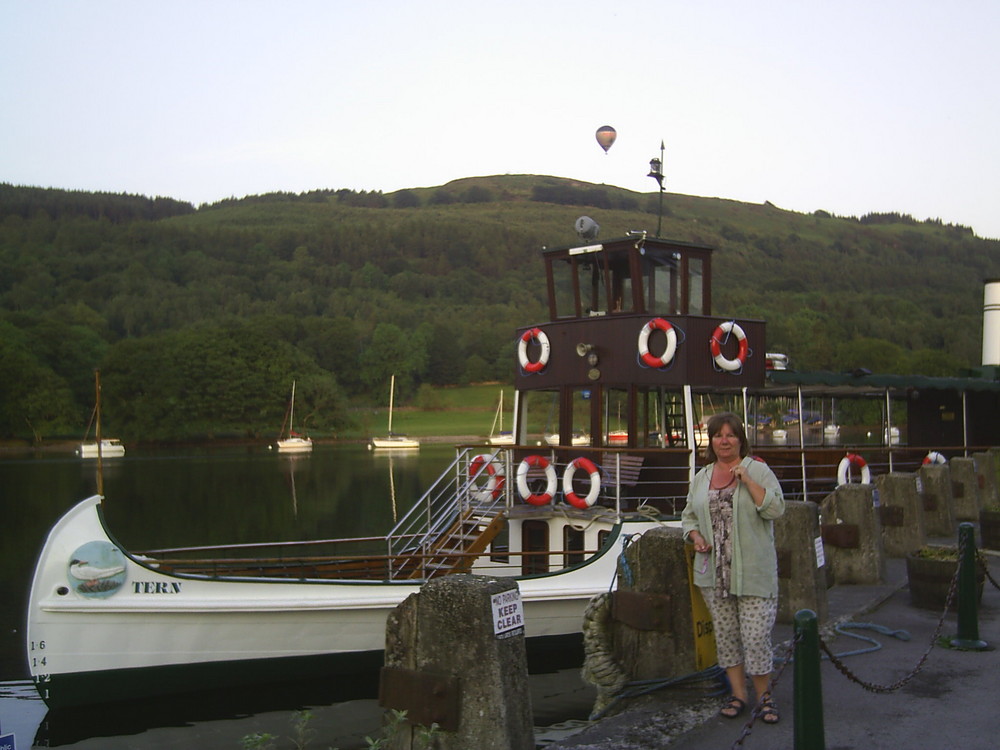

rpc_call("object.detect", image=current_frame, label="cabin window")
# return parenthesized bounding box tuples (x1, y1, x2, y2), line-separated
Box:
(645, 250, 681, 315)
(490, 525, 510, 565)
(521, 520, 550, 575)
(551, 258, 578, 319)
(563, 526, 585, 566)
(577, 259, 610, 316)
(688, 256, 705, 315)
(598, 530, 610, 551)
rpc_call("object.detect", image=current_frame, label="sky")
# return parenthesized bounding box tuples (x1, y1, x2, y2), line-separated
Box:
(3, 1, 999, 239)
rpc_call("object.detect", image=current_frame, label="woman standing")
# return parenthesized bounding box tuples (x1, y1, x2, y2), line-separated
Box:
(681, 412, 785, 724)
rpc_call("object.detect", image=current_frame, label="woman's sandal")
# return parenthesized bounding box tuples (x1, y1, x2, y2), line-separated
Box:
(720, 695, 746, 719)
(758, 695, 780, 724)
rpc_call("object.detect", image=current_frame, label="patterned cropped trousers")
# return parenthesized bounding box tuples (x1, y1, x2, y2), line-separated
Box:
(699, 587, 777, 676)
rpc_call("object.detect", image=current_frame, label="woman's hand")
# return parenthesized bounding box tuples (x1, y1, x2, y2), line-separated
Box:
(689, 530, 711, 553)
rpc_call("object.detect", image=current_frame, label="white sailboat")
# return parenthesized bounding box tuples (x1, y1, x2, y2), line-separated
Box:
(488, 390, 514, 445)
(77, 370, 125, 459)
(275, 380, 313, 453)
(369, 375, 419, 450)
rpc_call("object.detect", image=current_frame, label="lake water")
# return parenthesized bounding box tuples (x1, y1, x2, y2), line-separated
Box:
(0, 443, 596, 748)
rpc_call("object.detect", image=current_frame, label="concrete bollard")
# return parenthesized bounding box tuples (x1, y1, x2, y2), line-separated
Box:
(380, 574, 534, 750)
(609, 527, 709, 682)
(774, 501, 829, 624)
(973, 451, 1000, 506)
(950, 457, 982, 521)
(874, 472, 926, 557)
(918, 464, 957, 537)
(819, 483, 885, 585)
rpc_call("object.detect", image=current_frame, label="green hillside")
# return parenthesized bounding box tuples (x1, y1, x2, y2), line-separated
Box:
(1, 177, 997, 442)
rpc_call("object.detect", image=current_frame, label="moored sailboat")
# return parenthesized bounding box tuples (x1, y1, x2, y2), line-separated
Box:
(369, 375, 419, 450)
(275, 380, 313, 453)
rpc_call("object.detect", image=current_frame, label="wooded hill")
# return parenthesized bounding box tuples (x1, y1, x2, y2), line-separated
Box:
(2, 177, 997, 442)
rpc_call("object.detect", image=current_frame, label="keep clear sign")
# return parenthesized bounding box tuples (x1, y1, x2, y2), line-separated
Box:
(491, 587, 524, 639)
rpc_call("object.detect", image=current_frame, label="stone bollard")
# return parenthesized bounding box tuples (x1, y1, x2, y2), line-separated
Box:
(874, 472, 926, 557)
(918, 464, 957, 537)
(380, 574, 534, 750)
(974, 451, 1000, 506)
(609, 527, 710, 683)
(819, 483, 885, 585)
(774, 501, 829, 624)
(950, 457, 982, 521)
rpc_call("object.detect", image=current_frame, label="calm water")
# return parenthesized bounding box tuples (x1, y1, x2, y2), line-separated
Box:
(0, 442, 483, 748)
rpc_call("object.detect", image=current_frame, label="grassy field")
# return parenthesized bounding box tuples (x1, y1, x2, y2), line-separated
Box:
(339, 384, 509, 441)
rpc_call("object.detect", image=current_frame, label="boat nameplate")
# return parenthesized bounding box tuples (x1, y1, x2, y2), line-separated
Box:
(378, 665, 460, 731)
(612, 590, 672, 632)
(820, 524, 860, 549)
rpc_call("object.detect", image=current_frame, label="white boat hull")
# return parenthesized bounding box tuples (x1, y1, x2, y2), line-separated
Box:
(77, 440, 126, 458)
(27, 496, 659, 708)
(369, 436, 420, 449)
(276, 436, 313, 453)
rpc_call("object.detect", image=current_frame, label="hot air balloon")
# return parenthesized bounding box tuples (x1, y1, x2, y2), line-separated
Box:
(595, 125, 617, 153)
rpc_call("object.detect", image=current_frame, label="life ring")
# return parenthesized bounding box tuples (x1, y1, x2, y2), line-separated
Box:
(710, 321, 749, 372)
(469, 454, 505, 501)
(516, 455, 557, 506)
(922, 451, 947, 466)
(518, 328, 551, 373)
(837, 453, 871, 486)
(637, 318, 677, 368)
(563, 456, 601, 509)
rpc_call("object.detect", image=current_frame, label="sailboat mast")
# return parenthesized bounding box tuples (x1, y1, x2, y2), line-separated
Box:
(388, 375, 395, 434)
(94, 369, 104, 496)
(289, 380, 296, 434)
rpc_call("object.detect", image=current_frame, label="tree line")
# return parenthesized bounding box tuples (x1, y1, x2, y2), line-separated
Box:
(1, 179, 997, 442)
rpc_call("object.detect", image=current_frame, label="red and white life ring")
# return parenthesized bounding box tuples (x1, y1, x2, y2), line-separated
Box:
(922, 451, 947, 466)
(469, 454, 505, 501)
(837, 453, 871, 486)
(518, 328, 551, 373)
(710, 321, 749, 372)
(516, 455, 558, 506)
(637, 318, 677, 368)
(562, 456, 601, 509)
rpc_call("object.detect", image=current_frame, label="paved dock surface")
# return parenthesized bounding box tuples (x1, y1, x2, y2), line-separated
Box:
(539, 553, 1000, 750)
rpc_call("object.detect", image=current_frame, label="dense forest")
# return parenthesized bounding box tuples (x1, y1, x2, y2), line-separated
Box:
(1, 176, 997, 442)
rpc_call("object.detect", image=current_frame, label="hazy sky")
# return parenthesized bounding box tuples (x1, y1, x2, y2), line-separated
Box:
(3, 1, 998, 238)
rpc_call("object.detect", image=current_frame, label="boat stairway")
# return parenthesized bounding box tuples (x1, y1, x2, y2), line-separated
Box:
(387, 447, 509, 580)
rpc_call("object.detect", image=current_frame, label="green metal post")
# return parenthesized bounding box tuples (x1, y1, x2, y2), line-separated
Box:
(951, 522, 988, 650)
(793, 609, 825, 750)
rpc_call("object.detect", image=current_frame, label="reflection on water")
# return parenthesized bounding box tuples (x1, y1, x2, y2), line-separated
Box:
(0, 442, 458, 748)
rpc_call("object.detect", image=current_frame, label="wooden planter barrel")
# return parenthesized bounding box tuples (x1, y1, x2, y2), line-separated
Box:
(980, 508, 1000, 551)
(905, 551, 985, 610)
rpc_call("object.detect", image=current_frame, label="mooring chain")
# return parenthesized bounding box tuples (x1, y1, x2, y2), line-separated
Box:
(977, 550, 1000, 591)
(819, 541, 964, 694)
(729, 632, 801, 749)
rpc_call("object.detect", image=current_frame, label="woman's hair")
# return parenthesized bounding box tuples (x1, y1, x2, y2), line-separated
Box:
(704, 411, 749, 463)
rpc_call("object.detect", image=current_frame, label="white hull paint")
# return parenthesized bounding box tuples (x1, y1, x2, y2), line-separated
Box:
(77, 440, 126, 458)
(27, 496, 663, 708)
(276, 436, 314, 453)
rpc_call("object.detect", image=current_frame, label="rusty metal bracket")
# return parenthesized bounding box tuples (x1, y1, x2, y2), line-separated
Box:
(612, 589, 673, 632)
(821, 523, 860, 549)
(879, 505, 905, 527)
(379, 666, 460, 731)
(776, 548, 792, 579)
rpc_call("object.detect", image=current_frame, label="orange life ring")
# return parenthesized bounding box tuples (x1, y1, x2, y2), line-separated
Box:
(469, 454, 505, 501)
(562, 456, 601, 509)
(637, 318, 677, 368)
(516, 455, 557, 505)
(518, 327, 551, 373)
(922, 451, 946, 465)
(710, 321, 748, 372)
